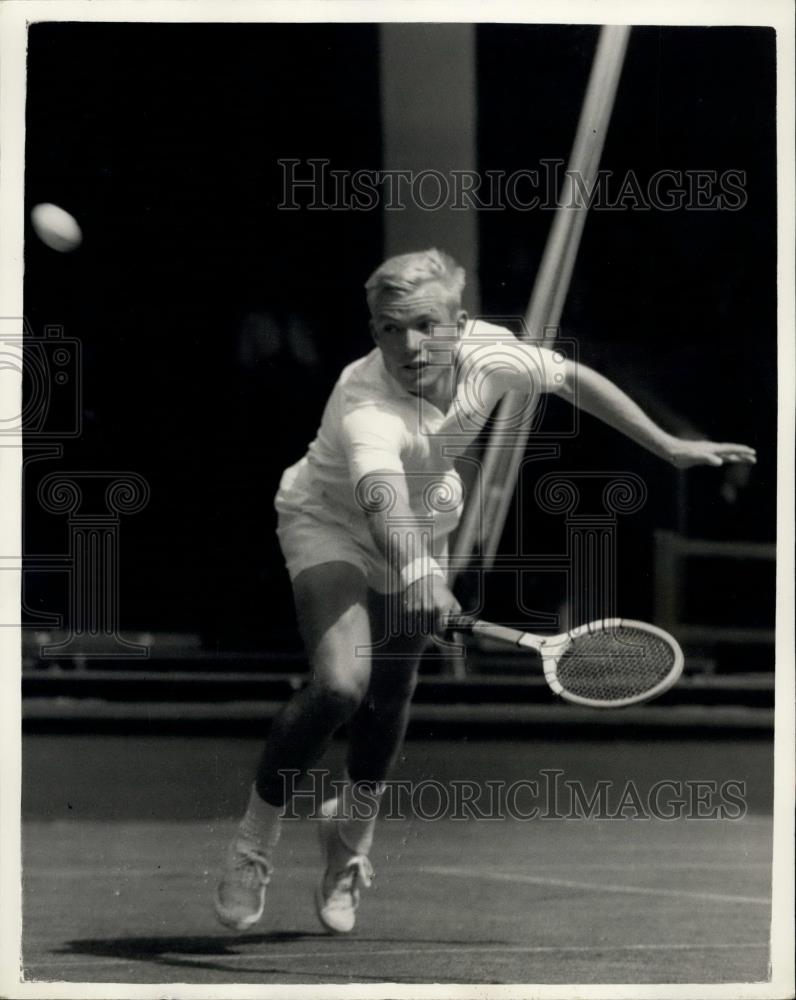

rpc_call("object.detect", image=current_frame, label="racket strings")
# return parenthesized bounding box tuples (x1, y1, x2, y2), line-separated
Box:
(553, 626, 676, 702)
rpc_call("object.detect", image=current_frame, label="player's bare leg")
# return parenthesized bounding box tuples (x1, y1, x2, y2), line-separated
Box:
(347, 591, 428, 785)
(255, 562, 372, 804)
(316, 592, 429, 933)
(215, 561, 371, 931)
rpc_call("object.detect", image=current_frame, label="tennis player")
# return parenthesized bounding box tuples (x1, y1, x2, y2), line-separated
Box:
(214, 248, 755, 934)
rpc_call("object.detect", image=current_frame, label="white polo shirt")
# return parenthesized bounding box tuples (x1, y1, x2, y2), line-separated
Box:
(274, 319, 561, 590)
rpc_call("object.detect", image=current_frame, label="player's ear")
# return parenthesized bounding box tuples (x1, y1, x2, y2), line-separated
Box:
(455, 309, 468, 333)
(369, 318, 379, 344)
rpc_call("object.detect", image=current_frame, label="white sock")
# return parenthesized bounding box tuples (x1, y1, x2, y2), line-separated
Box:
(237, 784, 282, 860)
(337, 775, 385, 856)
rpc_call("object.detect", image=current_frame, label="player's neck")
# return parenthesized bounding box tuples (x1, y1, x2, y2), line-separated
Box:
(420, 372, 454, 415)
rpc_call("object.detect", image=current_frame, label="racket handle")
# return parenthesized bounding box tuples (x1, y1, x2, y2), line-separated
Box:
(446, 613, 478, 633)
(446, 615, 529, 647)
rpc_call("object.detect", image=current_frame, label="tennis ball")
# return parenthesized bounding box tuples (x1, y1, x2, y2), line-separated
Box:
(30, 202, 83, 252)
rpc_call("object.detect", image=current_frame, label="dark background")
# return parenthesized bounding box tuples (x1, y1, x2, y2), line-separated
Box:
(23, 22, 777, 650)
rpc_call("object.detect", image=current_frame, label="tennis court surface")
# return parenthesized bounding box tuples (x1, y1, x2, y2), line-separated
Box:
(22, 733, 773, 986)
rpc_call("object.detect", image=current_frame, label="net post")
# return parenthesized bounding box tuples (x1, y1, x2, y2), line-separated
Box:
(453, 25, 632, 576)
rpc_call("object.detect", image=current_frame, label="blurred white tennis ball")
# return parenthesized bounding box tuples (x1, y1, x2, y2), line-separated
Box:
(30, 202, 83, 252)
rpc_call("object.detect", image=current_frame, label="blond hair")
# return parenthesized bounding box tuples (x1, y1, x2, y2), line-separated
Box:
(365, 248, 466, 315)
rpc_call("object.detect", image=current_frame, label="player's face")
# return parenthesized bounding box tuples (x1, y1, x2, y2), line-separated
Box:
(370, 282, 466, 397)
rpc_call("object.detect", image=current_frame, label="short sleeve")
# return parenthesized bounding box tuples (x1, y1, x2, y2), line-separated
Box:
(341, 404, 407, 484)
(456, 323, 565, 398)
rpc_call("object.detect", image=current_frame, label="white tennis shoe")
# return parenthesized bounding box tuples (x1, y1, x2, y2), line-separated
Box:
(315, 798, 374, 934)
(214, 837, 272, 931)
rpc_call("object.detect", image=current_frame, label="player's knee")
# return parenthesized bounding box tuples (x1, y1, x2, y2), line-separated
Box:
(311, 674, 367, 718)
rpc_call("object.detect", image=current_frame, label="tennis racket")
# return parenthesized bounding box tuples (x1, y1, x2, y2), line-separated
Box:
(446, 615, 684, 708)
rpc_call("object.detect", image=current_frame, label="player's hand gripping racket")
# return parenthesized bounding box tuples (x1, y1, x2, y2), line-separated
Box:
(446, 616, 684, 708)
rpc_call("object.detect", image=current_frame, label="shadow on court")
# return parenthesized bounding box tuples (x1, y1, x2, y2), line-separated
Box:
(63, 930, 334, 957)
(54, 931, 509, 983)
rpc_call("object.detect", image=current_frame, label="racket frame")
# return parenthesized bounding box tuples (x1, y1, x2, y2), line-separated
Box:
(449, 615, 685, 709)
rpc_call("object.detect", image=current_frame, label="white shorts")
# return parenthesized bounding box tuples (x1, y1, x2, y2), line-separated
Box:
(275, 504, 452, 594)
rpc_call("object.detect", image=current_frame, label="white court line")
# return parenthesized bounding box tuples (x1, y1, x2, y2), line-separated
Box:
(23, 941, 770, 972)
(23, 869, 196, 878)
(20, 860, 772, 879)
(420, 866, 771, 906)
(525, 862, 771, 871)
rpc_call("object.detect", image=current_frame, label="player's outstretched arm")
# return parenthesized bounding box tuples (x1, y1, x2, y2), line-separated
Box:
(663, 438, 757, 469)
(557, 359, 757, 468)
